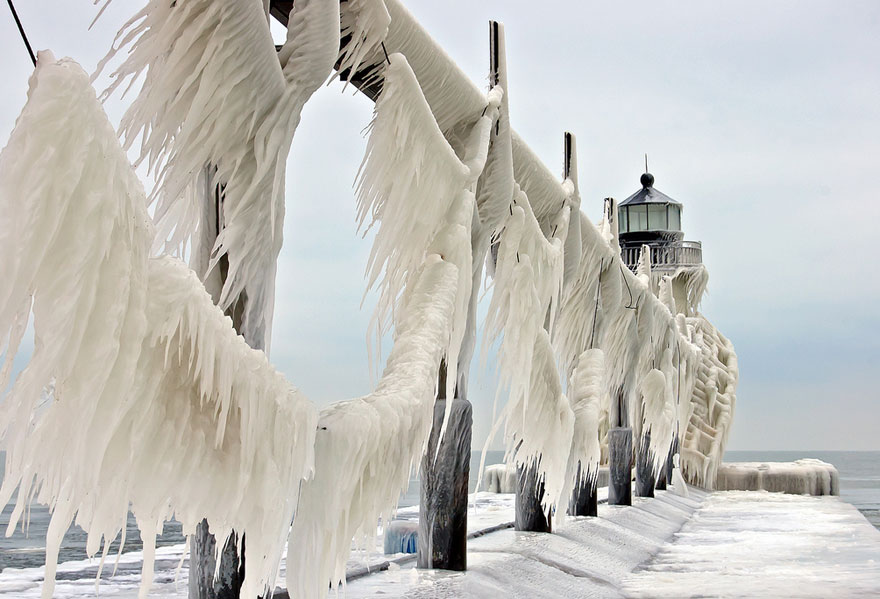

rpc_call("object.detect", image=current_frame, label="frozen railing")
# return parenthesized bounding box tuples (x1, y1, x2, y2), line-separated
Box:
(621, 241, 702, 272)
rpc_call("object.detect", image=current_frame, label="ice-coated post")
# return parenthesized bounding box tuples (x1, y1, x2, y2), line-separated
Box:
(568, 462, 598, 517)
(635, 431, 655, 497)
(515, 461, 552, 532)
(655, 451, 668, 490)
(665, 436, 679, 484)
(418, 397, 472, 571)
(189, 179, 247, 599)
(608, 427, 633, 505)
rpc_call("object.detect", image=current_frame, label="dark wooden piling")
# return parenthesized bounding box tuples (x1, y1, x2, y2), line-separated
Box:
(568, 462, 598, 517)
(665, 437, 679, 484)
(608, 427, 633, 505)
(515, 461, 552, 532)
(635, 431, 655, 497)
(417, 398, 473, 571)
(655, 452, 668, 490)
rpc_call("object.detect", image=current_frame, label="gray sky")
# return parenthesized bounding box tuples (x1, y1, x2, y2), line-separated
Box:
(1, 1, 878, 451)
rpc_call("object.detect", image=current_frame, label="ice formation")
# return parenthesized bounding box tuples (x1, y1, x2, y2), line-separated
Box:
(640, 367, 674, 476)
(0, 54, 318, 599)
(97, 0, 341, 350)
(0, 2, 744, 596)
(564, 349, 605, 494)
(715, 460, 840, 496)
(678, 316, 738, 487)
(337, 0, 391, 89)
(481, 187, 573, 510)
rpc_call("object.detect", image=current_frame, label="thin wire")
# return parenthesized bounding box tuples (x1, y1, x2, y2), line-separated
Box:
(6, 0, 35, 66)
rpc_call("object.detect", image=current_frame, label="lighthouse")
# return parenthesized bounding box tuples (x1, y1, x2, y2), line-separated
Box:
(618, 171, 705, 315)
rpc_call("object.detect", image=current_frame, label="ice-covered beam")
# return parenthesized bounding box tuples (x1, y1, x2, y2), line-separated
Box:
(269, 0, 569, 225)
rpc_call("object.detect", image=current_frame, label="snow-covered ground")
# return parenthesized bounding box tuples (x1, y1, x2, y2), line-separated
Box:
(1, 489, 877, 598)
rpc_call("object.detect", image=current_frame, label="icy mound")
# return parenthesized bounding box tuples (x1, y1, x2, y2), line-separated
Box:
(716, 460, 839, 496)
(483, 464, 517, 494)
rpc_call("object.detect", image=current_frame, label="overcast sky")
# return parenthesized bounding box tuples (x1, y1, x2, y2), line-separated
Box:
(1, 1, 878, 451)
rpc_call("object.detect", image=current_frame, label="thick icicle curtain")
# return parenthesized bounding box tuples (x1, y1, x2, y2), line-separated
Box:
(0, 55, 318, 599)
(480, 185, 574, 512)
(285, 53, 502, 599)
(96, 0, 341, 350)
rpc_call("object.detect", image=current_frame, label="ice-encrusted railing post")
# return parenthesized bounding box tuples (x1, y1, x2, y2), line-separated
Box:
(564, 133, 598, 518)
(655, 437, 669, 490)
(190, 179, 246, 599)
(608, 394, 633, 505)
(418, 359, 472, 571)
(418, 18, 507, 570)
(635, 430, 655, 498)
(635, 247, 656, 498)
(603, 196, 633, 506)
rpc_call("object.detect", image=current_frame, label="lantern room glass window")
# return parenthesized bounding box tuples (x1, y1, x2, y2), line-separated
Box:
(619, 205, 628, 234)
(668, 205, 681, 230)
(647, 204, 666, 230)
(629, 205, 648, 231)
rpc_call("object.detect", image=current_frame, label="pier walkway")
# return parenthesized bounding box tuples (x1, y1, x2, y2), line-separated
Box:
(0, 489, 878, 598)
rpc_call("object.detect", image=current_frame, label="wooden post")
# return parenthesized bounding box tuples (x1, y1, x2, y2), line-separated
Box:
(635, 431, 655, 497)
(516, 461, 552, 532)
(608, 385, 632, 505)
(608, 427, 633, 505)
(665, 436, 679, 484)
(655, 445, 668, 490)
(418, 396, 472, 571)
(568, 462, 598, 517)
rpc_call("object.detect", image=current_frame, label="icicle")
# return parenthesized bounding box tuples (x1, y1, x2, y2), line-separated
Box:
(563, 349, 605, 497)
(356, 53, 469, 363)
(481, 184, 571, 512)
(505, 332, 574, 514)
(659, 274, 677, 314)
(337, 0, 391, 89)
(641, 368, 674, 476)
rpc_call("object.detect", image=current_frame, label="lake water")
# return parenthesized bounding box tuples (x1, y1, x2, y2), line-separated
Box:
(1, 449, 876, 572)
